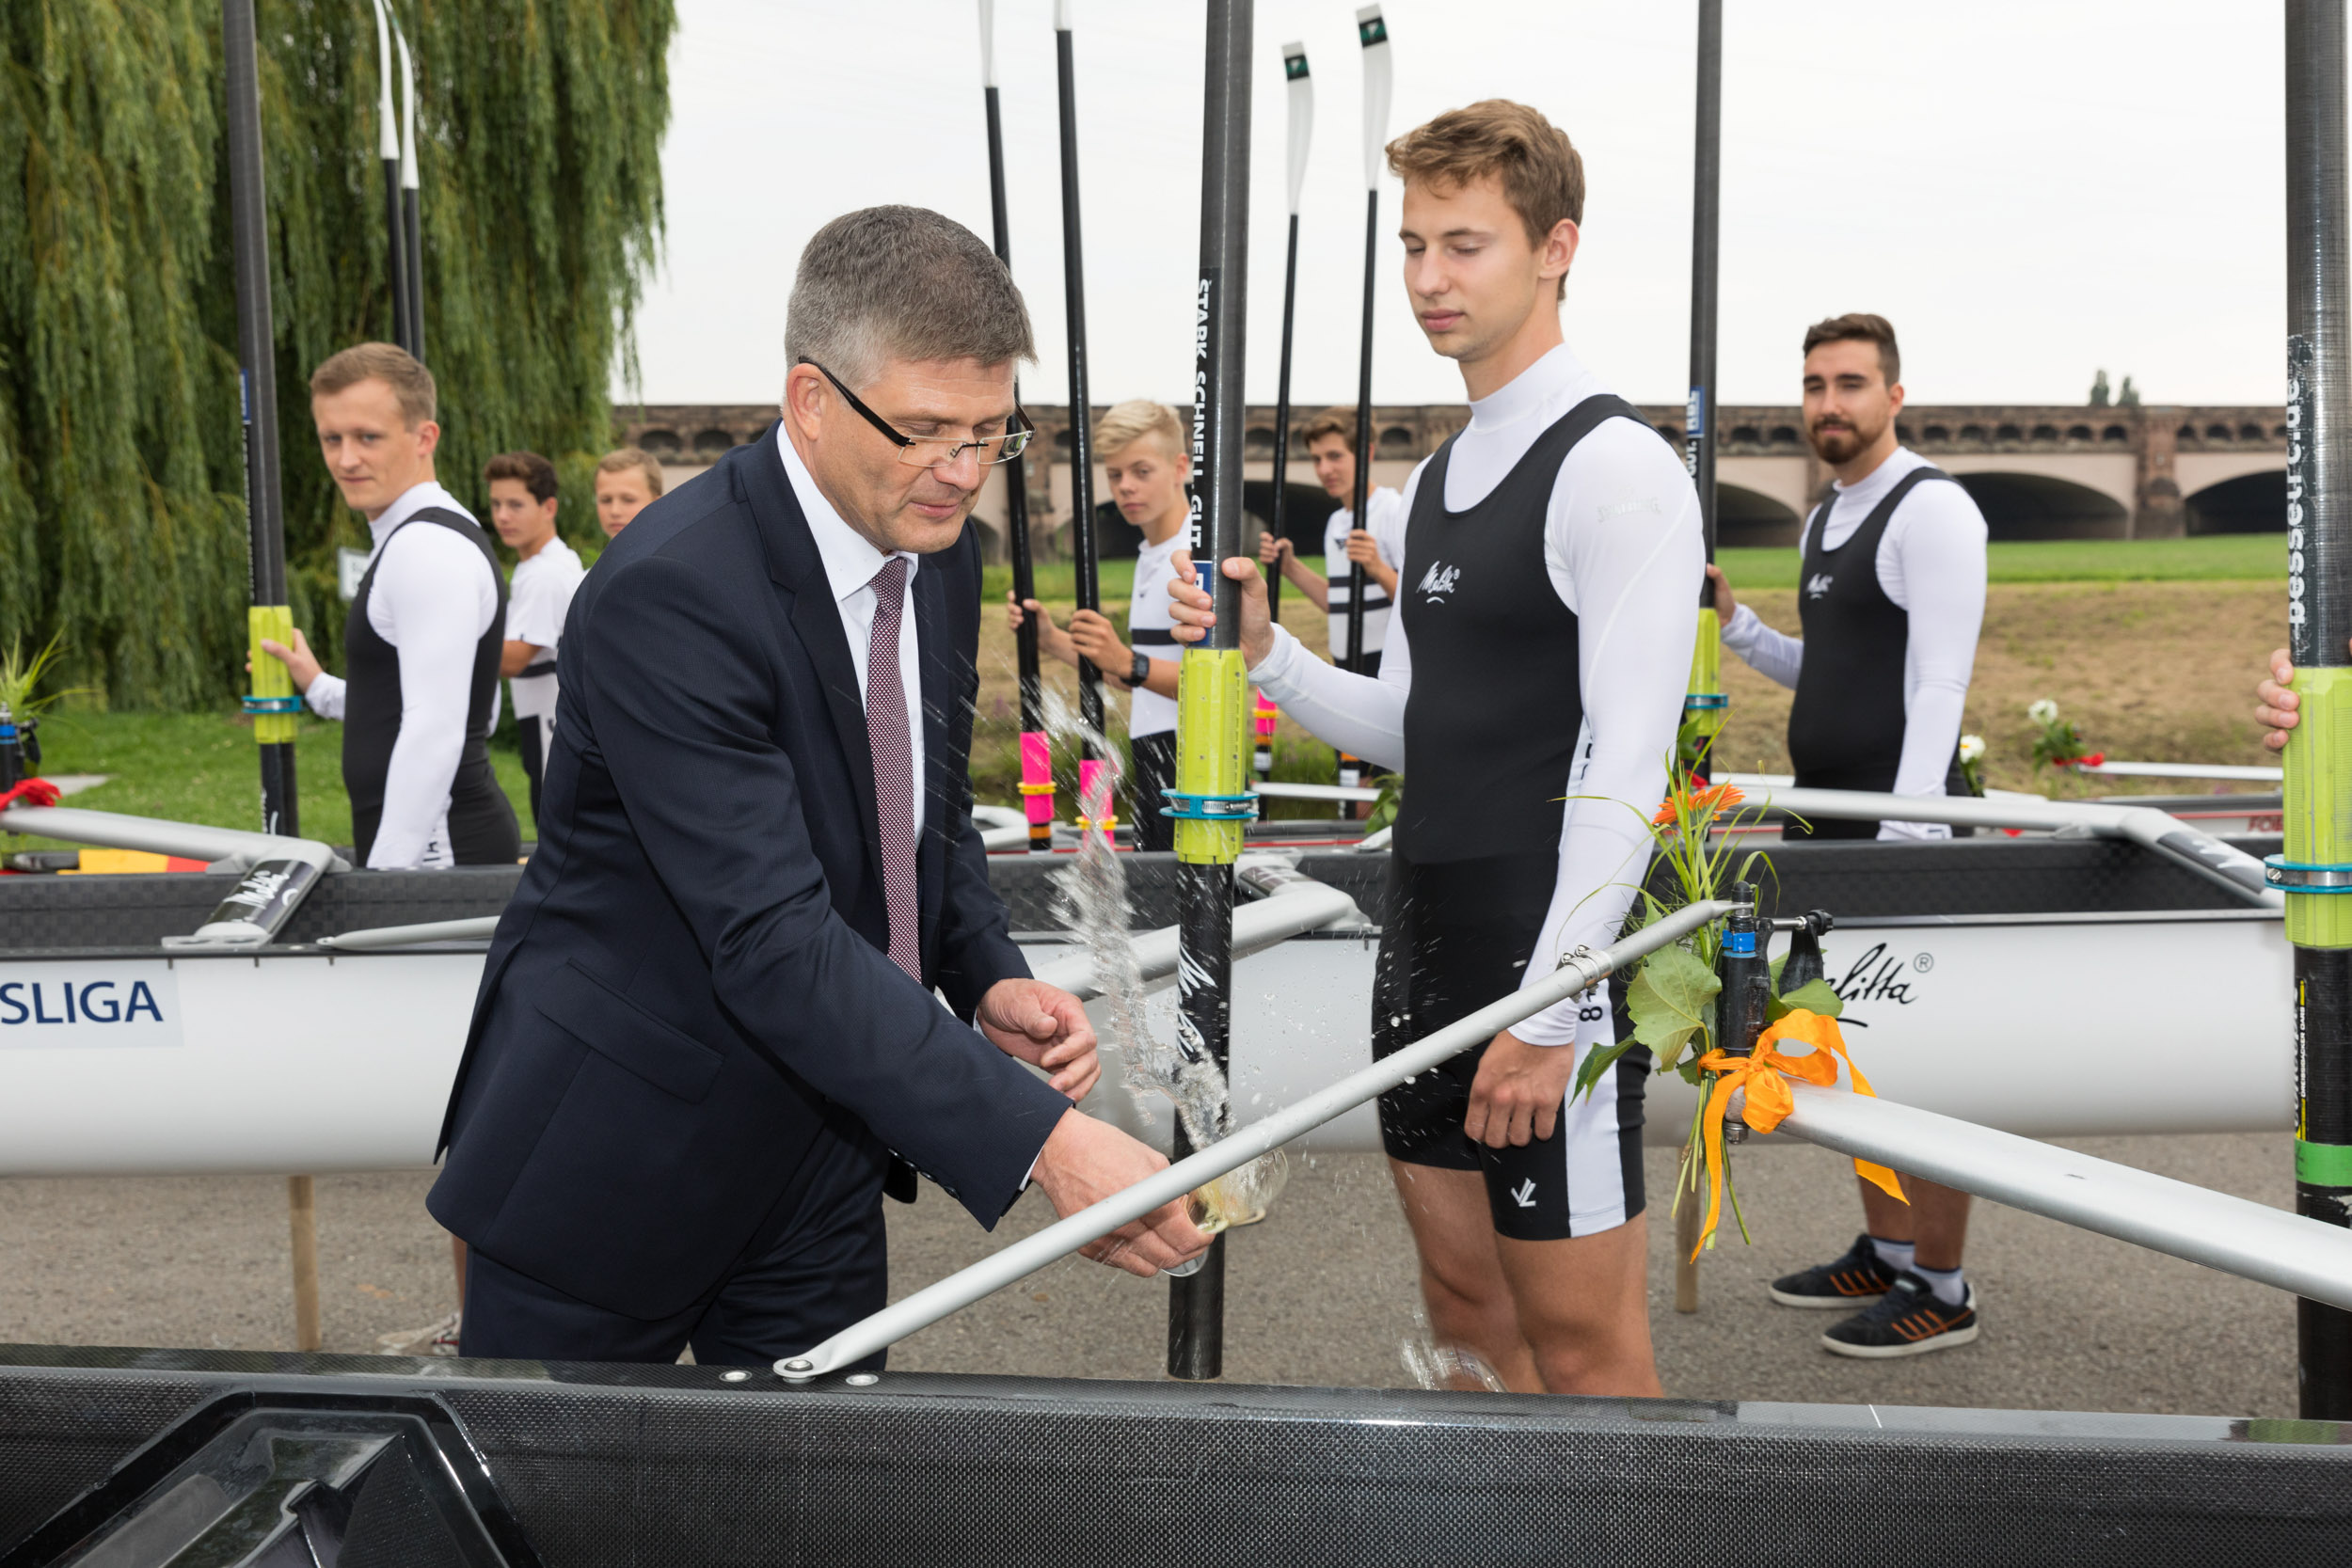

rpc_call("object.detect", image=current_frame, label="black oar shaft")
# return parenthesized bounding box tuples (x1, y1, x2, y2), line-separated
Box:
(1687, 0, 1721, 567)
(225, 0, 297, 836)
(2285, 0, 2352, 1422)
(1344, 190, 1375, 678)
(398, 29, 424, 363)
(1056, 22, 1104, 756)
(1269, 214, 1298, 626)
(982, 65, 1050, 850)
(1168, 0, 1252, 1383)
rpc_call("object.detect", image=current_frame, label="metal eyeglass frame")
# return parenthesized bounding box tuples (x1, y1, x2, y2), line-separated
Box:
(801, 360, 1034, 467)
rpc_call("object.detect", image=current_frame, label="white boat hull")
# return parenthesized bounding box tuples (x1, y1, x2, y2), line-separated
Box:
(0, 911, 2292, 1177)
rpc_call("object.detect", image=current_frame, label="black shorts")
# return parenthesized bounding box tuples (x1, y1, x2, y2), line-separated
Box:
(1128, 730, 1177, 854)
(1372, 851, 1647, 1242)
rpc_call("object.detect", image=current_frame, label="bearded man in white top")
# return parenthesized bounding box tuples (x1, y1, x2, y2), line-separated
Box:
(1708, 312, 1990, 1359)
(260, 343, 520, 869)
(485, 450, 585, 826)
(1175, 101, 1699, 1398)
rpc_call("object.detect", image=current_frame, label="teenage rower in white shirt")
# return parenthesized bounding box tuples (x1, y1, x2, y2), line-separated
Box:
(1256, 406, 1407, 673)
(485, 450, 585, 825)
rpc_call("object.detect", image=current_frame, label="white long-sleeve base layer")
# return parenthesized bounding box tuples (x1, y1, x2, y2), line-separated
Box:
(303, 482, 500, 869)
(1248, 344, 1702, 1047)
(1719, 446, 1988, 840)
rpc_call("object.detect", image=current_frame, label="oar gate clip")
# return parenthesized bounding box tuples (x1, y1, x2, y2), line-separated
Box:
(2264, 856, 2352, 893)
(1161, 792, 1261, 822)
(241, 695, 306, 715)
(1683, 692, 1728, 711)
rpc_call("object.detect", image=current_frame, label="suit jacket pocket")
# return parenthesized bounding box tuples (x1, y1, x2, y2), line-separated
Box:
(533, 958, 724, 1102)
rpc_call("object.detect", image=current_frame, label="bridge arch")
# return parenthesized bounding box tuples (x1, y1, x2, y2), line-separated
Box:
(2185, 470, 2286, 534)
(1949, 471, 2130, 540)
(1718, 483, 1804, 548)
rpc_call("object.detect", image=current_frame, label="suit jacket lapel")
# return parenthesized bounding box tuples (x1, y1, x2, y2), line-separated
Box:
(743, 427, 883, 879)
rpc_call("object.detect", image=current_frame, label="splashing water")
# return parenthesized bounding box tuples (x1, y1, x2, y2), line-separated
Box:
(1400, 1307, 1509, 1393)
(1039, 687, 1288, 1226)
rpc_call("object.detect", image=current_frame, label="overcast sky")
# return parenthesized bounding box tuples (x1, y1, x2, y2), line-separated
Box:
(624, 0, 2287, 411)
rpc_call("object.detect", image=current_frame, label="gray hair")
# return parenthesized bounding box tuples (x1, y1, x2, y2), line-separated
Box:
(784, 206, 1034, 388)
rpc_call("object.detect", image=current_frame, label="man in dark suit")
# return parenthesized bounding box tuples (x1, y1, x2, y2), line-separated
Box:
(429, 206, 1205, 1367)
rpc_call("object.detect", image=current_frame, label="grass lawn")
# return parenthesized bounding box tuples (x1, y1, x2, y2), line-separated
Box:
(12, 709, 536, 853)
(989, 535, 2286, 608)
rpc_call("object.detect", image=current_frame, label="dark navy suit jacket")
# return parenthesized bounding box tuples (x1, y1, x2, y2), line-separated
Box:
(426, 426, 1069, 1319)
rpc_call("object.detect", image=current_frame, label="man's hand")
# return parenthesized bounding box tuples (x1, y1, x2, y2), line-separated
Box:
(1704, 562, 1738, 623)
(976, 977, 1100, 1101)
(1065, 610, 1132, 684)
(1030, 1107, 1211, 1277)
(1008, 594, 1077, 667)
(254, 628, 323, 694)
(1463, 1028, 1581, 1148)
(2258, 647, 2297, 752)
(1168, 551, 1275, 668)
(1343, 530, 1399, 595)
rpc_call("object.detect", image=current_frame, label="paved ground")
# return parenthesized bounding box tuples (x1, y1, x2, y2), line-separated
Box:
(0, 1131, 2298, 1418)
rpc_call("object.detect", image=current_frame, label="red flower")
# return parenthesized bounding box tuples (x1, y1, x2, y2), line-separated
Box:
(1653, 781, 1745, 826)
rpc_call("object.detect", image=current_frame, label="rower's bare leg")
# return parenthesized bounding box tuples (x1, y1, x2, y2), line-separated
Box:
(1496, 1215, 1663, 1398)
(1858, 1172, 1972, 1271)
(1387, 1160, 1539, 1392)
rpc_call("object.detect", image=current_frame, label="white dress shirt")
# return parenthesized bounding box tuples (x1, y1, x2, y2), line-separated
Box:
(1248, 343, 1702, 1046)
(303, 480, 500, 870)
(778, 427, 926, 837)
(1720, 445, 1988, 839)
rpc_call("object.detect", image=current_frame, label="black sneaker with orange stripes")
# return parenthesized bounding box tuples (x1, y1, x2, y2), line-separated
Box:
(1767, 1233, 1897, 1309)
(1820, 1271, 1980, 1358)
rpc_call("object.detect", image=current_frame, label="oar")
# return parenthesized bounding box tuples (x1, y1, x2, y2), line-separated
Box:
(1335, 7, 1389, 802)
(1055, 2, 1106, 823)
(1163, 0, 1255, 1383)
(978, 1, 1053, 850)
(392, 15, 424, 363)
(1683, 0, 1724, 781)
(369, 1, 410, 353)
(1256, 40, 1312, 782)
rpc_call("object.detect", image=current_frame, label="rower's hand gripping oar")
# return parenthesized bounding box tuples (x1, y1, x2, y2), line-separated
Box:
(773, 899, 1736, 1381)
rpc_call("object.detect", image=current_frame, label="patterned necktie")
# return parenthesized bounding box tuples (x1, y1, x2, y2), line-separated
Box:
(864, 555, 920, 980)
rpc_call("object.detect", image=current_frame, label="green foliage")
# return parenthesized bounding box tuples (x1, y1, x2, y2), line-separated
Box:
(0, 0, 674, 709)
(1621, 943, 1720, 1079)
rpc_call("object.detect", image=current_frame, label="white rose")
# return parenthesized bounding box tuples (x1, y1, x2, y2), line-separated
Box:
(2027, 700, 2059, 727)
(1960, 734, 1986, 764)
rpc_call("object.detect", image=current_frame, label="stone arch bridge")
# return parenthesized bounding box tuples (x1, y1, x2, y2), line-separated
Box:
(614, 402, 2286, 559)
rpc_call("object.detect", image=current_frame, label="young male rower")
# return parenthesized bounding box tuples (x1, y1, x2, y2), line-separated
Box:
(1708, 312, 1990, 1358)
(1174, 101, 1698, 1397)
(1009, 401, 1188, 851)
(485, 451, 584, 824)
(595, 446, 664, 538)
(259, 342, 521, 871)
(1257, 407, 1408, 673)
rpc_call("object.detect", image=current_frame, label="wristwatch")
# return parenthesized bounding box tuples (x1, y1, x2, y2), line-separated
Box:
(1129, 650, 1152, 689)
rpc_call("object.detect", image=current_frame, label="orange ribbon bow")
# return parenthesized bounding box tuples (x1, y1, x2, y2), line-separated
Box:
(1689, 1007, 1905, 1260)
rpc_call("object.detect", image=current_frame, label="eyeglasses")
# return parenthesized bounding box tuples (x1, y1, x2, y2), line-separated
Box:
(802, 361, 1034, 467)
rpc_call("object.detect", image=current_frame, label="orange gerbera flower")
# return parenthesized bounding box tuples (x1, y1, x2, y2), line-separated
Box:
(1652, 781, 1745, 826)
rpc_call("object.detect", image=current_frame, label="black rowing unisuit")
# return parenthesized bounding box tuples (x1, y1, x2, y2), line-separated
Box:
(343, 508, 521, 867)
(1395, 394, 1663, 863)
(1785, 467, 1968, 839)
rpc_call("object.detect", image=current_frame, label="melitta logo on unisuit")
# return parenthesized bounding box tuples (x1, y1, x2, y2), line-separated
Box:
(1805, 573, 1834, 598)
(1417, 561, 1460, 600)
(0, 961, 183, 1048)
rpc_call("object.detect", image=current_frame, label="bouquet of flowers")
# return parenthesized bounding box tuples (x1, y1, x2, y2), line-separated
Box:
(1958, 733, 1987, 797)
(2027, 698, 2103, 772)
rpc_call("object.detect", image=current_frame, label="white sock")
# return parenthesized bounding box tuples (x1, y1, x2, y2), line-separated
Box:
(1914, 1264, 1966, 1307)
(1867, 1235, 1915, 1276)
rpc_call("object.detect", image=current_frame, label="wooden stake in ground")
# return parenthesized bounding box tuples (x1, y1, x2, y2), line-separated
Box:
(288, 1174, 321, 1352)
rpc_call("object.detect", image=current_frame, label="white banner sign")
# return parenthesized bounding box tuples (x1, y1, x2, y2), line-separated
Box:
(0, 962, 183, 1049)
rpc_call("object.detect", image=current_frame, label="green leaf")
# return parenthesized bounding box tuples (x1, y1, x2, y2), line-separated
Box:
(1766, 976, 1845, 1022)
(1627, 945, 1721, 1072)
(1571, 1039, 1638, 1105)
